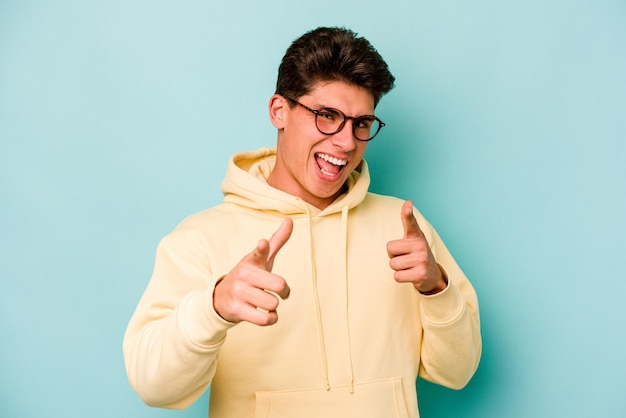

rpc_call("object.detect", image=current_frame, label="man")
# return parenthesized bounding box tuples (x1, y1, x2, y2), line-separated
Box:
(124, 27, 481, 418)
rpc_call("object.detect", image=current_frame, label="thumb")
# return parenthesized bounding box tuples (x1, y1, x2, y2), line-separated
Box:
(266, 218, 293, 270)
(401, 200, 422, 239)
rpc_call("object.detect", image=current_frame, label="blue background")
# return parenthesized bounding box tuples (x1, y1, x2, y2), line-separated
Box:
(1, 1, 625, 417)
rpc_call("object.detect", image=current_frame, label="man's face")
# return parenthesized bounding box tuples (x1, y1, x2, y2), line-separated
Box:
(268, 81, 375, 210)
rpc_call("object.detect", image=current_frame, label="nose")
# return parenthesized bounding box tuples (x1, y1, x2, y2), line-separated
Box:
(330, 119, 357, 151)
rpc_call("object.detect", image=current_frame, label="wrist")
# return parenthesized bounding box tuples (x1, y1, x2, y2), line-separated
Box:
(416, 268, 448, 295)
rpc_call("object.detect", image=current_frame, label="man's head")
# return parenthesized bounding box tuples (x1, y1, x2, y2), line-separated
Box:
(275, 27, 395, 107)
(267, 27, 394, 210)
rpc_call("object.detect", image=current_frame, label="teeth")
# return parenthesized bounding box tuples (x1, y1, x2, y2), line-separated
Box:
(317, 153, 348, 166)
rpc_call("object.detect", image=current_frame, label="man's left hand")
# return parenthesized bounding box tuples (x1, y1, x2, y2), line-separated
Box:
(387, 200, 448, 295)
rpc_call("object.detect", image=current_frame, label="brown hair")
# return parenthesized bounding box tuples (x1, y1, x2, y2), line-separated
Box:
(275, 27, 395, 107)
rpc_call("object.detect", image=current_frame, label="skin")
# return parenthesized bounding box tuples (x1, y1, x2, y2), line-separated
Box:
(388, 200, 447, 295)
(267, 81, 372, 210)
(213, 81, 447, 326)
(213, 217, 293, 326)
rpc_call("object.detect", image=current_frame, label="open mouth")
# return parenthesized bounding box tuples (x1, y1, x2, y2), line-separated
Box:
(315, 152, 348, 177)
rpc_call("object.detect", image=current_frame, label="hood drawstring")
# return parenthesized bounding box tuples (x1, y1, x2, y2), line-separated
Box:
(341, 205, 355, 394)
(300, 201, 355, 394)
(303, 203, 330, 391)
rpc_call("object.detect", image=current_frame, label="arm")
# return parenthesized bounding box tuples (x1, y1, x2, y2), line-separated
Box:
(123, 219, 293, 408)
(123, 230, 233, 409)
(416, 233, 481, 389)
(387, 201, 481, 389)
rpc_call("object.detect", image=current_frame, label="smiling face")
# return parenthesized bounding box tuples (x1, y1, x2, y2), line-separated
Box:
(267, 81, 375, 210)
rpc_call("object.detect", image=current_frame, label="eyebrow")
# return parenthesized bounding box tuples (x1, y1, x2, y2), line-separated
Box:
(313, 103, 376, 118)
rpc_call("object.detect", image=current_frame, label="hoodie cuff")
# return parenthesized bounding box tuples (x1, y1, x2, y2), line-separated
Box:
(418, 265, 466, 326)
(178, 283, 237, 350)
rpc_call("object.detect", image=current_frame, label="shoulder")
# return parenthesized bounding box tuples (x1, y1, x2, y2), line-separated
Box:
(360, 192, 427, 219)
(360, 192, 404, 210)
(165, 203, 284, 250)
(359, 192, 437, 238)
(174, 205, 230, 229)
(159, 204, 236, 245)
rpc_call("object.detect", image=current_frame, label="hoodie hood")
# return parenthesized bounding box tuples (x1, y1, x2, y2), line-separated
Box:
(221, 147, 371, 216)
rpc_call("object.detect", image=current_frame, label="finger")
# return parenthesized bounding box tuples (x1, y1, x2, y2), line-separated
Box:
(387, 233, 429, 258)
(236, 286, 282, 326)
(389, 253, 424, 272)
(266, 274, 291, 300)
(401, 200, 422, 239)
(248, 238, 271, 267)
(393, 268, 427, 284)
(246, 286, 281, 313)
(267, 218, 294, 267)
(241, 304, 279, 327)
(248, 267, 290, 300)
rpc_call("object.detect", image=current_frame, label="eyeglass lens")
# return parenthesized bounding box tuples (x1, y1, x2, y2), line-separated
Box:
(315, 108, 381, 141)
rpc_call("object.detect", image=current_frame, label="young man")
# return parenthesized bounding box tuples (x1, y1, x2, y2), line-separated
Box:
(124, 27, 481, 418)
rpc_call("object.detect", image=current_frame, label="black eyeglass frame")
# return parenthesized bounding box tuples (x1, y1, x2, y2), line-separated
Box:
(282, 95, 385, 141)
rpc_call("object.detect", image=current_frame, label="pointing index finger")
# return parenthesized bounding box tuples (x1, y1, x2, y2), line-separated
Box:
(401, 200, 422, 239)
(267, 218, 294, 269)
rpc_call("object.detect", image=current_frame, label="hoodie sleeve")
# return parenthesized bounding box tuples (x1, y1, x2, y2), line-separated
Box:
(123, 227, 236, 409)
(416, 215, 482, 389)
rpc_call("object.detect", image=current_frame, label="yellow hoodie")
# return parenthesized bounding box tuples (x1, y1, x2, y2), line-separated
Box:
(123, 147, 481, 418)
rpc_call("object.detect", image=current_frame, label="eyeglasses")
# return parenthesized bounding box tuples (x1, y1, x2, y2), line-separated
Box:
(283, 96, 385, 141)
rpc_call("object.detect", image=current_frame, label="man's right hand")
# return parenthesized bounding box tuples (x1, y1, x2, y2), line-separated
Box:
(213, 218, 293, 326)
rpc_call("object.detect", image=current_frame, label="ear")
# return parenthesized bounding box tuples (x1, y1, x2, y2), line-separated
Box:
(269, 94, 289, 129)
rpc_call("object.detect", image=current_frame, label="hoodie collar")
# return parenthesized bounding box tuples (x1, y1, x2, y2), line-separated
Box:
(221, 147, 370, 216)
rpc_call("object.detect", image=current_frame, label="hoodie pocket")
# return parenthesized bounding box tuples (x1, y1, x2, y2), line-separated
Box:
(253, 378, 410, 418)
